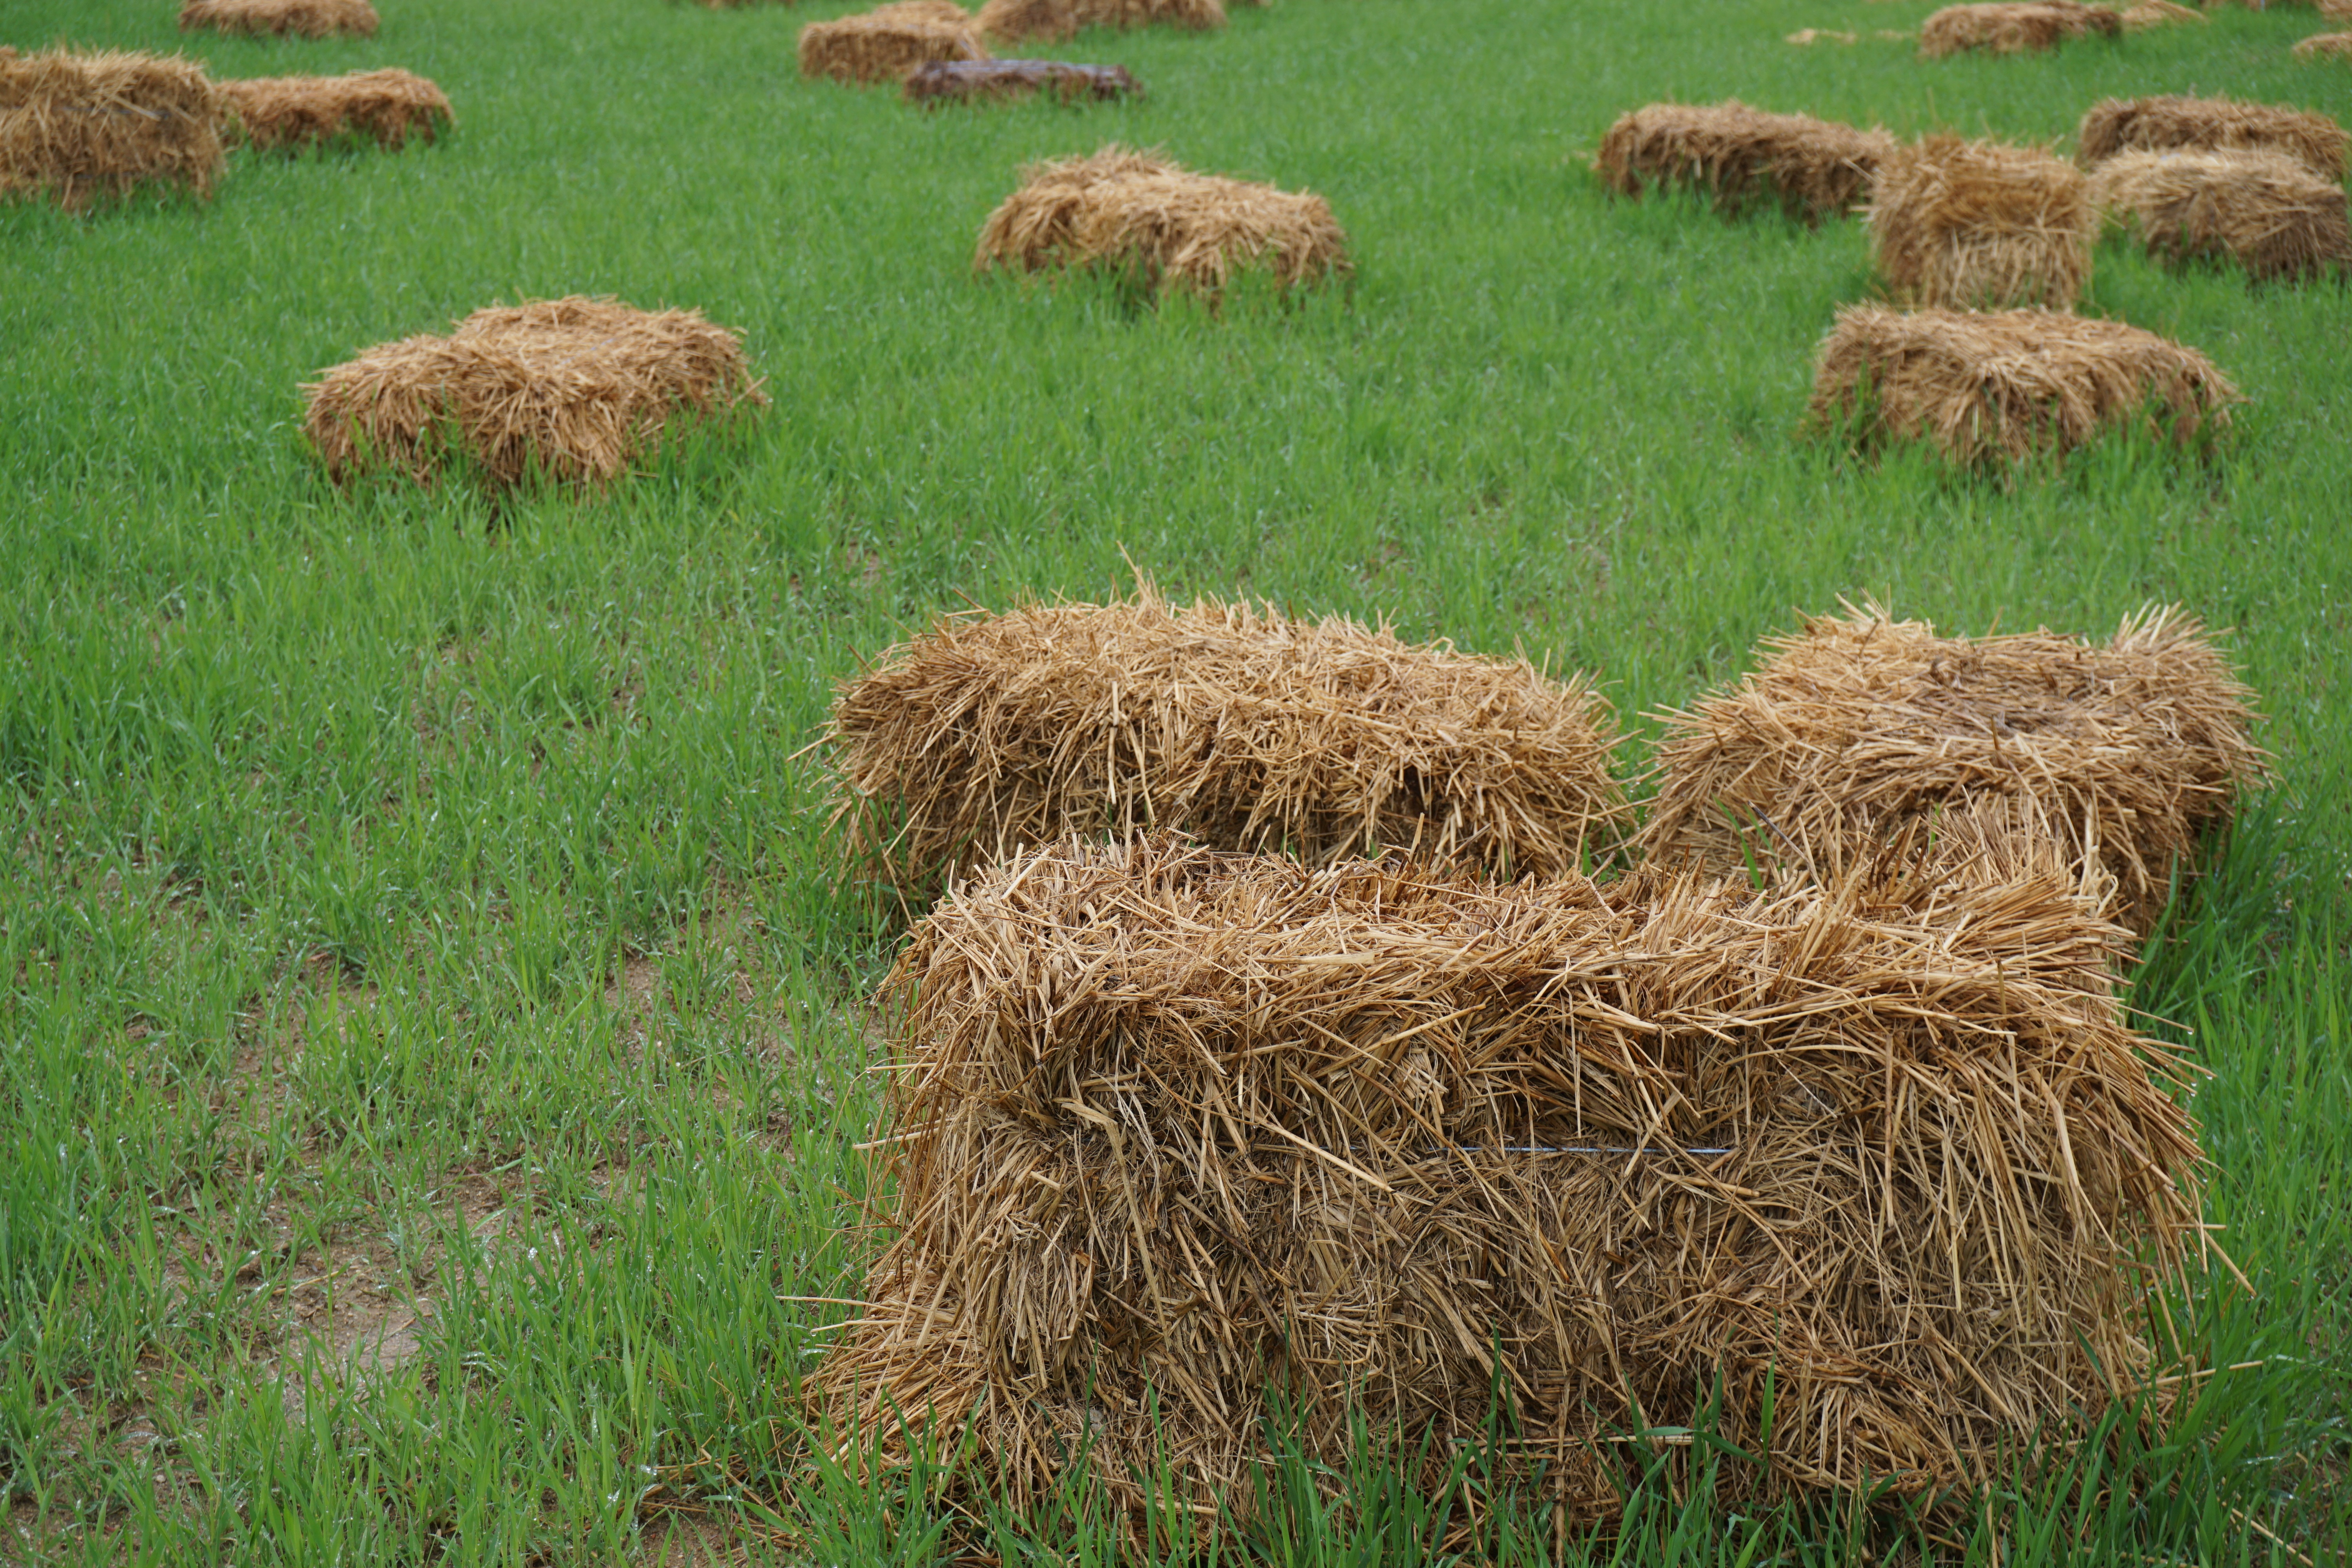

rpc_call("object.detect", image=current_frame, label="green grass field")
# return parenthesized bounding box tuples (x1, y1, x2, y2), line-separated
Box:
(3, 0, 2348, 1561)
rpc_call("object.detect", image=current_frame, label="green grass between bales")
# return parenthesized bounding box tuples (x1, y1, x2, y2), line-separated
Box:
(2, 0, 2347, 1561)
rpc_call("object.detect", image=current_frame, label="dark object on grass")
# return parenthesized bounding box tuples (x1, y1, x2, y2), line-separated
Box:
(218, 69, 453, 152)
(904, 57, 1138, 103)
(0, 45, 225, 209)
(1592, 100, 1894, 224)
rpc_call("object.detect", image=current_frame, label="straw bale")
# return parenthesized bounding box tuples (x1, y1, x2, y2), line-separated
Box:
(1639, 602, 2266, 935)
(976, 0, 1226, 45)
(1808, 305, 2238, 467)
(1917, 0, 2122, 55)
(1592, 101, 1895, 225)
(975, 145, 1348, 301)
(302, 296, 766, 490)
(2325, 0, 2352, 20)
(799, 2, 989, 86)
(2117, 0, 2207, 29)
(217, 69, 453, 152)
(823, 585, 1630, 904)
(178, 0, 380, 39)
(2078, 94, 2348, 179)
(1785, 27, 1860, 43)
(2091, 147, 2351, 281)
(904, 58, 1139, 104)
(1866, 134, 2096, 309)
(2297, 31, 2352, 59)
(0, 47, 225, 210)
(811, 831, 2206, 1522)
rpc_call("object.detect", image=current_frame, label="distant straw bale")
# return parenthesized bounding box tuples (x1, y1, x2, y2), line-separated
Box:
(218, 69, 453, 152)
(178, 0, 381, 39)
(2091, 148, 2351, 281)
(975, 145, 1348, 301)
(824, 585, 1630, 903)
(0, 46, 225, 210)
(1810, 306, 2236, 467)
(2297, 31, 2352, 59)
(1918, 0, 2122, 54)
(1785, 27, 1859, 43)
(1866, 135, 2095, 309)
(2078, 94, 2348, 179)
(2117, 0, 2206, 29)
(799, 2, 989, 85)
(1639, 602, 2266, 934)
(303, 296, 766, 490)
(1593, 101, 1895, 225)
(811, 831, 2207, 1524)
(904, 58, 1139, 103)
(976, 0, 1225, 44)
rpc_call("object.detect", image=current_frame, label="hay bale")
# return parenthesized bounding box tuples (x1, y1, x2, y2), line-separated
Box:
(1807, 305, 2238, 467)
(178, 0, 380, 39)
(1917, 0, 2122, 55)
(302, 296, 767, 490)
(823, 585, 1630, 902)
(975, 144, 1348, 301)
(0, 46, 225, 210)
(976, 0, 1225, 44)
(2091, 148, 2352, 281)
(2078, 94, 2348, 179)
(1592, 101, 1895, 225)
(811, 831, 2206, 1522)
(1866, 134, 2096, 309)
(2117, 0, 2207, 29)
(798, 1, 989, 86)
(904, 57, 1139, 103)
(1785, 27, 1860, 43)
(2324, 0, 2352, 19)
(1638, 602, 2267, 934)
(217, 69, 453, 152)
(2297, 30, 2352, 59)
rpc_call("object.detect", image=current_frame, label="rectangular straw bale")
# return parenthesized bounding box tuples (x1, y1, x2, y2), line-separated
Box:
(1917, 0, 2122, 56)
(976, 0, 1226, 44)
(904, 58, 1139, 104)
(811, 831, 2206, 1523)
(1637, 601, 2267, 935)
(974, 143, 1349, 300)
(218, 69, 454, 152)
(178, 0, 380, 38)
(2078, 94, 2349, 179)
(1867, 135, 2096, 309)
(823, 584, 1630, 904)
(799, 2, 990, 85)
(1808, 305, 2238, 467)
(302, 296, 767, 490)
(2297, 31, 2352, 58)
(1591, 101, 1895, 225)
(0, 47, 225, 210)
(2091, 147, 2351, 280)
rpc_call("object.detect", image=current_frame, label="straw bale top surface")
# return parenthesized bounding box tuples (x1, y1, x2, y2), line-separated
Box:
(2079, 93, 2349, 179)
(1867, 134, 2096, 309)
(218, 69, 454, 152)
(2091, 147, 2351, 280)
(977, 0, 1226, 44)
(0, 46, 225, 208)
(178, 0, 381, 38)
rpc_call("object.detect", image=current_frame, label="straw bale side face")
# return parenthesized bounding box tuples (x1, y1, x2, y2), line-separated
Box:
(976, 0, 1227, 45)
(813, 834, 2205, 1520)
(178, 0, 381, 40)
(1866, 135, 2095, 309)
(302, 296, 768, 490)
(1917, 0, 2122, 56)
(975, 143, 1349, 300)
(1639, 601, 2267, 934)
(824, 586, 1630, 902)
(904, 58, 1140, 104)
(2091, 147, 2352, 280)
(2078, 94, 2349, 180)
(798, 3, 990, 85)
(0, 47, 225, 209)
(2297, 31, 2352, 59)
(218, 69, 454, 152)
(1591, 100, 1895, 225)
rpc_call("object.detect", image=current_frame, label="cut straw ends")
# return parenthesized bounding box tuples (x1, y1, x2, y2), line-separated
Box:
(0, 46, 225, 209)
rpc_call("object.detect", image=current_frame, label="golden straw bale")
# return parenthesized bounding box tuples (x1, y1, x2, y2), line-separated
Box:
(975, 144, 1348, 301)
(302, 296, 767, 490)
(1639, 602, 2267, 935)
(1809, 306, 2237, 467)
(904, 57, 1139, 103)
(798, 2, 989, 86)
(2091, 148, 2351, 280)
(2298, 31, 2352, 59)
(976, 0, 1225, 45)
(824, 585, 1630, 903)
(1918, 0, 2121, 55)
(178, 0, 380, 39)
(1592, 101, 1895, 225)
(2323, 0, 2352, 19)
(2078, 94, 2348, 179)
(0, 46, 225, 210)
(217, 69, 453, 152)
(1866, 134, 2096, 309)
(811, 831, 2206, 1523)
(2118, 0, 2207, 29)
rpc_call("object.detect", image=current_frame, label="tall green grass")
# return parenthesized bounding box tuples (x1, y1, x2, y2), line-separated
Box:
(3, 0, 2347, 1559)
